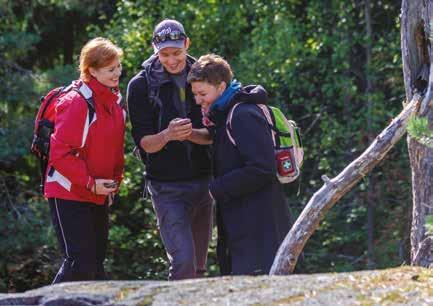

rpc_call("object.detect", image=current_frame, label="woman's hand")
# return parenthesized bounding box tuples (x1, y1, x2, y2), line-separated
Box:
(93, 179, 117, 195)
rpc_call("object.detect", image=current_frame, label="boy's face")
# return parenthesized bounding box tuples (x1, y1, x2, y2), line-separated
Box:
(191, 81, 226, 113)
(157, 39, 190, 74)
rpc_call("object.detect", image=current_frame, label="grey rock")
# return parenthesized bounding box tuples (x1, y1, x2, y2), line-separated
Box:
(1, 266, 433, 305)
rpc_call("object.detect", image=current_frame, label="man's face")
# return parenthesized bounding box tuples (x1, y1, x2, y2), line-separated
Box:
(191, 81, 226, 113)
(157, 45, 188, 74)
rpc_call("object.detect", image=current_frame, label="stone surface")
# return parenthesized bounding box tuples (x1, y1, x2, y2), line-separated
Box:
(1, 266, 433, 305)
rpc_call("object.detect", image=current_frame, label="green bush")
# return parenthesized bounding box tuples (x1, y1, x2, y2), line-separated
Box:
(0, 0, 412, 292)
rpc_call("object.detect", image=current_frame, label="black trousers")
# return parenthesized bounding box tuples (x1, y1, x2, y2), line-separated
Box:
(48, 198, 109, 283)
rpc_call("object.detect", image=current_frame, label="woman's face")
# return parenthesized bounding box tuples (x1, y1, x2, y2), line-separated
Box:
(191, 81, 226, 113)
(90, 57, 122, 88)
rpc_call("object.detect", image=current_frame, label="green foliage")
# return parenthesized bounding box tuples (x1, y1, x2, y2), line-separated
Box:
(0, 0, 118, 292)
(424, 215, 433, 235)
(0, 171, 57, 292)
(104, 135, 170, 280)
(1, 0, 413, 292)
(407, 117, 433, 148)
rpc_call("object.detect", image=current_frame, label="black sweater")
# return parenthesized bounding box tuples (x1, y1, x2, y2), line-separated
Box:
(126, 55, 211, 181)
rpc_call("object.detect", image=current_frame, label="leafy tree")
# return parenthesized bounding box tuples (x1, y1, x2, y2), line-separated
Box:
(0, 0, 117, 292)
(0, 0, 413, 291)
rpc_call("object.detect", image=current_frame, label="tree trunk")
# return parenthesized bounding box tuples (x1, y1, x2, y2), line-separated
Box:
(269, 0, 433, 276)
(63, 11, 75, 65)
(270, 95, 421, 275)
(402, 0, 433, 266)
(364, 0, 376, 269)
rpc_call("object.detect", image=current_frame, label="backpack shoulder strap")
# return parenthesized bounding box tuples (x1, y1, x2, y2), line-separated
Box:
(226, 103, 278, 147)
(69, 81, 96, 148)
(256, 104, 277, 147)
(225, 102, 242, 146)
(142, 64, 164, 132)
(143, 61, 161, 107)
(72, 81, 96, 124)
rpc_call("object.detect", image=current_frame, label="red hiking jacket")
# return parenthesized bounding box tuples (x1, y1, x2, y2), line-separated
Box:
(44, 78, 126, 204)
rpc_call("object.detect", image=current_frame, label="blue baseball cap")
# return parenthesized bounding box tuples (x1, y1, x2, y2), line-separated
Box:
(152, 19, 187, 53)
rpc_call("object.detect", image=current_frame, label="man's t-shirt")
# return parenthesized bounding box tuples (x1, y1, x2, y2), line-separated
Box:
(171, 69, 188, 118)
(171, 69, 192, 161)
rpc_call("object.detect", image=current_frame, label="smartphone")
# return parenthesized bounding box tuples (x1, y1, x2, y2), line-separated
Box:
(103, 181, 118, 189)
(174, 118, 191, 125)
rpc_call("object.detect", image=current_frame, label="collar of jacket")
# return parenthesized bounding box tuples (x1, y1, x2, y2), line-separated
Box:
(208, 79, 242, 126)
(207, 83, 269, 127)
(142, 54, 196, 88)
(85, 77, 121, 112)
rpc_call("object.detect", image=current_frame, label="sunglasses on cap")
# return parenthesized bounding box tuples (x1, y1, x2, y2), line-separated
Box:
(153, 31, 186, 44)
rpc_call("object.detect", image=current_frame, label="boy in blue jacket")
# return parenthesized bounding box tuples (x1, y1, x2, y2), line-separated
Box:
(188, 54, 291, 275)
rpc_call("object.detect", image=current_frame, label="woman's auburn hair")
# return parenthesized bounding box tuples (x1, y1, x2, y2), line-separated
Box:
(79, 37, 123, 82)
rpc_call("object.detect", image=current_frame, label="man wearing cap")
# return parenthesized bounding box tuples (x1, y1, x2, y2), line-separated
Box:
(127, 19, 213, 280)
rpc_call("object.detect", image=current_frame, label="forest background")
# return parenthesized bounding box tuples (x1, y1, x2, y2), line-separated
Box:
(0, 0, 408, 292)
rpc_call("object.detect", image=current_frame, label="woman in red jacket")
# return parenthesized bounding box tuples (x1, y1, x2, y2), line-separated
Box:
(44, 37, 125, 283)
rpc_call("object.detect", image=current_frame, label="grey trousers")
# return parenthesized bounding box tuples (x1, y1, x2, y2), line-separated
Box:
(148, 177, 213, 280)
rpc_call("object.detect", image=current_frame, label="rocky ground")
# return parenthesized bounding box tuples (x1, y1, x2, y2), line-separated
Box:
(0, 266, 432, 305)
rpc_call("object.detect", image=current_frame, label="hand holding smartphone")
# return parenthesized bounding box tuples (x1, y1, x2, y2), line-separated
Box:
(103, 181, 118, 189)
(166, 118, 192, 142)
(173, 118, 191, 125)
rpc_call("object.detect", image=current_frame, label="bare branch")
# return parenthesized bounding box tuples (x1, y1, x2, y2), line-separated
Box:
(303, 112, 322, 136)
(0, 175, 27, 224)
(0, 57, 40, 80)
(270, 94, 421, 275)
(412, 236, 433, 266)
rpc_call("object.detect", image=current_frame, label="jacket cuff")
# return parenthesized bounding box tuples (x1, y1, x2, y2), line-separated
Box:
(86, 176, 95, 192)
(209, 180, 230, 203)
(114, 175, 123, 193)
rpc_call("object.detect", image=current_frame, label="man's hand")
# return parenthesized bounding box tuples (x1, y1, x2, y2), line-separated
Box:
(139, 118, 193, 153)
(164, 118, 192, 142)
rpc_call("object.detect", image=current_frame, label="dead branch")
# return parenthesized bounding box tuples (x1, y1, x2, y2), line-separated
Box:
(270, 94, 421, 275)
